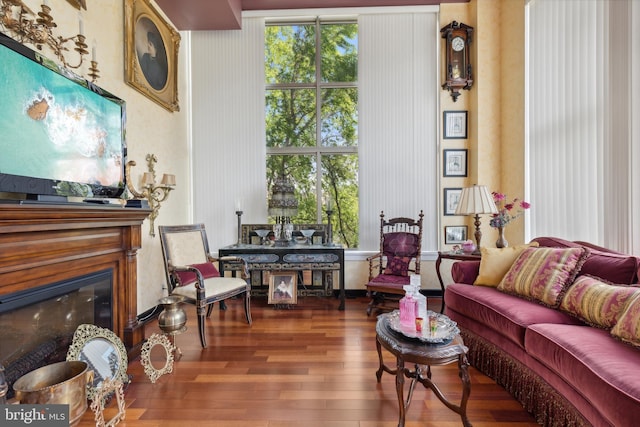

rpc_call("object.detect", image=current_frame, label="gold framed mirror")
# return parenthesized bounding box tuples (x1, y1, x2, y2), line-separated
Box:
(66, 324, 129, 402)
(140, 333, 176, 383)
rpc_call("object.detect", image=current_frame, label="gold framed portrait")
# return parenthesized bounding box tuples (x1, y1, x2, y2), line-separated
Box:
(125, 0, 180, 112)
(268, 272, 298, 305)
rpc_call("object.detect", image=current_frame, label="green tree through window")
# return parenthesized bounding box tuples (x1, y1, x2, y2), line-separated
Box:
(265, 20, 358, 248)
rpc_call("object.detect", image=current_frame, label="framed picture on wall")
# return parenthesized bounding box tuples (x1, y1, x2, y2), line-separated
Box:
(125, 0, 181, 112)
(444, 226, 468, 245)
(443, 110, 468, 139)
(444, 187, 462, 216)
(443, 149, 468, 177)
(268, 272, 298, 305)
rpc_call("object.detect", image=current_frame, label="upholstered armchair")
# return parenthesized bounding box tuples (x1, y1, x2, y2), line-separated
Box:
(365, 211, 424, 316)
(159, 224, 252, 348)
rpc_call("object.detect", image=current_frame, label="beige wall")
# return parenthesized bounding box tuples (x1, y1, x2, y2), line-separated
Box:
(440, 0, 527, 249)
(19, 0, 191, 313)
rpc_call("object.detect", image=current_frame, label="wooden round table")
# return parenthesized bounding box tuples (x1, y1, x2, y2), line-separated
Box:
(375, 312, 472, 427)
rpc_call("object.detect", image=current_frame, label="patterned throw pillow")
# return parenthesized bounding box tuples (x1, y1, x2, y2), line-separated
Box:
(384, 256, 411, 276)
(611, 293, 640, 347)
(174, 262, 220, 286)
(497, 247, 589, 307)
(474, 242, 539, 287)
(560, 275, 640, 328)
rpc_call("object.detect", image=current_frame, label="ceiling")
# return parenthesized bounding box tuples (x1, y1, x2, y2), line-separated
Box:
(154, 0, 456, 31)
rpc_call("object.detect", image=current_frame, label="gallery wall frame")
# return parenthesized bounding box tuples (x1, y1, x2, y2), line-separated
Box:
(443, 110, 468, 139)
(444, 225, 468, 244)
(125, 0, 181, 112)
(443, 149, 468, 177)
(444, 187, 462, 216)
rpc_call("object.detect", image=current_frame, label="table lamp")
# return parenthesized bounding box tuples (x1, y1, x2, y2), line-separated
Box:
(454, 185, 498, 253)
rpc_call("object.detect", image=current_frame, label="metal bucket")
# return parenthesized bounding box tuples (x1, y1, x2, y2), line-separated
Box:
(13, 361, 94, 426)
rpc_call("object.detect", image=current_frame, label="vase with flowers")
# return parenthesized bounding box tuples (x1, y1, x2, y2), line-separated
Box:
(489, 192, 531, 248)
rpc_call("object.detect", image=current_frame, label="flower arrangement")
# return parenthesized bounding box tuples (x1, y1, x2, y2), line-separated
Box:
(489, 192, 531, 228)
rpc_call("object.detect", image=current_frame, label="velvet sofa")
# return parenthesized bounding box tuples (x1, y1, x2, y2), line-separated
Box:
(444, 237, 640, 427)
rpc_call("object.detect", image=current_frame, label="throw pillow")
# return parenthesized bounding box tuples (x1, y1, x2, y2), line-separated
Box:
(384, 256, 411, 276)
(560, 275, 640, 328)
(174, 262, 220, 286)
(474, 242, 539, 287)
(497, 246, 589, 307)
(611, 293, 640, 347)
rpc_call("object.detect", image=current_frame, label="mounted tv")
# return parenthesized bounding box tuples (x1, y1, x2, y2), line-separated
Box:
(0, 31, 126, 201)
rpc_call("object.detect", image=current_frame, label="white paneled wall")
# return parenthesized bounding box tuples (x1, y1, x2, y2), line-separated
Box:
(358, 12, 438, 251)
(191, 18, 266, 251)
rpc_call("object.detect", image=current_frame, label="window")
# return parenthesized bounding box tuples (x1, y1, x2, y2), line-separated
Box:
(265, 20, 358, 248)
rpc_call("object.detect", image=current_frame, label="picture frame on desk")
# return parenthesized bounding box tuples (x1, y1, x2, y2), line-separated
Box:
(268, 272, 297, 305)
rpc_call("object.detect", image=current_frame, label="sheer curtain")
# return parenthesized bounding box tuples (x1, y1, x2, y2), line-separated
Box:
(527, 0, 638, 254)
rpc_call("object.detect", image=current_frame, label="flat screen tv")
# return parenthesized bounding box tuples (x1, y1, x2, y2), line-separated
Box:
(0, 31, 126, 201)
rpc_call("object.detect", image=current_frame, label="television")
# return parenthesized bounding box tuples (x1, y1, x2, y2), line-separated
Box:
(0, 31, 126, 201)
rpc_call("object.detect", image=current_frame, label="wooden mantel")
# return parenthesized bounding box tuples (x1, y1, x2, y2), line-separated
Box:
(0, 202, 151, 355)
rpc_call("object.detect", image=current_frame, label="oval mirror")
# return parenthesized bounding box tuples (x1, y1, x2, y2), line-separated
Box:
(66, 324, 129, 402)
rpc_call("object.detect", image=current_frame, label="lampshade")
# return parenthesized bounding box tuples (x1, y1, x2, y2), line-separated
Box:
(268, 177, 298, 219)
(455, 185, 498, 215)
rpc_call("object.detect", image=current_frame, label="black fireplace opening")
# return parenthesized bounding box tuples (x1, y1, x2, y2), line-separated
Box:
(0, 269, 113, 399)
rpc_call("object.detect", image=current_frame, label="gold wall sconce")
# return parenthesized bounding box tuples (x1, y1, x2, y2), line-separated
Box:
(0, 0, 100, 81)
(126, 154, 176, 237)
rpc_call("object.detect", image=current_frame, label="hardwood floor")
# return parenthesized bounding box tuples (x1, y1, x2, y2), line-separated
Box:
(77, 296, 538, 427)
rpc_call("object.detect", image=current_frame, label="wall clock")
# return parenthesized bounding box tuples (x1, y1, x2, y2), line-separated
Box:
(441, 21, 473, 102)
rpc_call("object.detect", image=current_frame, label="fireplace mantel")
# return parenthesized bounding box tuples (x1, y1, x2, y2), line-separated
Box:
(0, 202, 151, 356)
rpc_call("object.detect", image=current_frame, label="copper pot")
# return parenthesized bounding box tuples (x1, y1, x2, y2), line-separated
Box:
(13, 361, 94, 426)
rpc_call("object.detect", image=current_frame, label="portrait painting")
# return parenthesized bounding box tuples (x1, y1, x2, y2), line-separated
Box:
(268, 272, 298, 305)
(125, 0, 180, 112)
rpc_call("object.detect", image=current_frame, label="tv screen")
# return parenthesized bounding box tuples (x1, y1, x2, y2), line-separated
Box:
(0, 31, 126, 200)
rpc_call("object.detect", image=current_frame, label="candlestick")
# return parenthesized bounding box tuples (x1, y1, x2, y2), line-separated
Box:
(235, 210, 243, 245)
(78, 12, 84, 35)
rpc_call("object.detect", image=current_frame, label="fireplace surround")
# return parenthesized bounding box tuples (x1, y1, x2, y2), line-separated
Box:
(0, 202, 150, 362)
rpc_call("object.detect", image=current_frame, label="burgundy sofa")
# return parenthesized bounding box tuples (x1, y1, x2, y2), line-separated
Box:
(444, 237, 640, 427)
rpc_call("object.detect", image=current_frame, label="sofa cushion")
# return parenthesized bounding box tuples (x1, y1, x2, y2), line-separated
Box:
(526, 323, 640, 427)
(474, 243, 539, 287)
(611, 293, 640, 347)
(580, 250, 639, 285)
(560, 275, 640, 328)
(532, 236, 639, 284)
(445, 283, 584, 348)
(498, 247, 588, 307)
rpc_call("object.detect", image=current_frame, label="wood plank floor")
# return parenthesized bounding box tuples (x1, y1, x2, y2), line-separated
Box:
(77, 296, 538, 427)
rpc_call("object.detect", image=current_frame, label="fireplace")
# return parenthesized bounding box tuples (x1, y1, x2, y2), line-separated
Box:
(0, 202, 150, 365)
(0, 269, 113, 399)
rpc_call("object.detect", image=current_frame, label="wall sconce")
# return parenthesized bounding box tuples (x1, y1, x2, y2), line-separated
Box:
(126, 154, 176, 237)
(0, 0, 100, 81)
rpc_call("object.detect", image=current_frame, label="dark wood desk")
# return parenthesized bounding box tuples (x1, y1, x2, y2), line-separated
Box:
(375, 312, 472, 427)
(218, 243, 346, 310)
(435, 251, 481, 313)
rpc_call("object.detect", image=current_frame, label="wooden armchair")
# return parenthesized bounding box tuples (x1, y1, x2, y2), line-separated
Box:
(159, 224, 252, 348)
(365, 211, 424, 316)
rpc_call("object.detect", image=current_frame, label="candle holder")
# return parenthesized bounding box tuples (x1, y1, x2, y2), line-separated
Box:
(235, 210, 243, 245)
(325, 208, 336, 246)
(0, 1, 100, 81)
(125, 154, 176, 237)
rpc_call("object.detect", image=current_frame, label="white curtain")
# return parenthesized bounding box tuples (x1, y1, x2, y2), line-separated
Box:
(527, 0, 638, 254)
